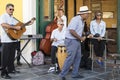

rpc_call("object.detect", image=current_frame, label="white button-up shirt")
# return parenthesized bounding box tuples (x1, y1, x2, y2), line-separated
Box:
(0, 13, 18, 43)
(90, 20, 106, 37)
(51, 28, 65, 47)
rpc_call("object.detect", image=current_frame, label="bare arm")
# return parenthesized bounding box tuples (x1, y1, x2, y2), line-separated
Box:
(70, 29, 86, 42)
(51, 38, 57, 42)
(1, 23, 21, 30)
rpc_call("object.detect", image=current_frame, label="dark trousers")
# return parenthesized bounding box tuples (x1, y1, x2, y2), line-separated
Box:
(0, 42, 1, 66)
(92, 39, 105, 57)
(0, 51, 1, 67)
(1, 42, 16, 72)
(51, 46, 58, 64)
(16, 41, 21, 62)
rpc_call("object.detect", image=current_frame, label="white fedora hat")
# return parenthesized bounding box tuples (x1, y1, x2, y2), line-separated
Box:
(77, 6, 91, 14)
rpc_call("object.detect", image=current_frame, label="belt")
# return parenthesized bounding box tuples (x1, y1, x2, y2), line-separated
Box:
(65, 37, 79, 41)
(65, 37, 69, 39)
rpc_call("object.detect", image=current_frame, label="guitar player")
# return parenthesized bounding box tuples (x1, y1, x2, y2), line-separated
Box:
(0, 3, 34, 79)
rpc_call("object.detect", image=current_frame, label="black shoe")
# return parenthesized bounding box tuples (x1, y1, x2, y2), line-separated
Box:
(1, 74, 11, 79)
(85, 67, 91, 70)
(8, 70, 20, 74)
(1, 70, 11, 79)
(55, 70, 60, 74)
(17, 62, 22, 66)
(72, 75, 84, 78)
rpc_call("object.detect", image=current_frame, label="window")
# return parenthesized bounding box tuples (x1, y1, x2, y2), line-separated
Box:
(103, 12, 114, 18)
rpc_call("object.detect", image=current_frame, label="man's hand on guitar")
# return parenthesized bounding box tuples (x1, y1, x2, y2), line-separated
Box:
(28, 17, 36, 25)
(29, 19, 35, 25)
(13, 26, 21, 30)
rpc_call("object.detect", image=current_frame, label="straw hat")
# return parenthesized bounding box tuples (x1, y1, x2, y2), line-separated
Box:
(77, 6, 91, 15)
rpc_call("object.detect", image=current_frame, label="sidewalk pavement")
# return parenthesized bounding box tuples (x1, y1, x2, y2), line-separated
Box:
(0, 59, 120, 80)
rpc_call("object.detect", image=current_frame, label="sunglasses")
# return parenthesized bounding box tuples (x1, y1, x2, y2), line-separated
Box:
(60, 24, 64, 26)
(97, 14, 102, 16)
(9, 9, 14, 11)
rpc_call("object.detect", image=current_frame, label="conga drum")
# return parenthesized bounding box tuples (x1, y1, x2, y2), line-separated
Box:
(57, 45, 67, 70)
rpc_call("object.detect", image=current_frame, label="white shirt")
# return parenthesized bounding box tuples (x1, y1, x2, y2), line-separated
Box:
(61, 15, 67, 32)
(51, 28, 65, 47)
(0, 13, 18, 43)
(90, 20, 106, 37)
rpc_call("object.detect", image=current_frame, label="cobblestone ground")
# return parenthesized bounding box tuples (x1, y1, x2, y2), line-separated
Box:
(0, 59, 120, 80)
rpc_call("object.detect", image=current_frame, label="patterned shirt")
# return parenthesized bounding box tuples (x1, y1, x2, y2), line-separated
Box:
(65, 15, 84, 39)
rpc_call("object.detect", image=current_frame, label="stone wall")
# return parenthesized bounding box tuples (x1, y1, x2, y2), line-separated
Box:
(106, 28, 117, 53)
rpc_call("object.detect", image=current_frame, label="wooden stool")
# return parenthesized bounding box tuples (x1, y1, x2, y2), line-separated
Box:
(90, 40, 107, 72)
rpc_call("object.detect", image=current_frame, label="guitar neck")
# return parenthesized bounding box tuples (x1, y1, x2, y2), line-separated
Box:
(21, 21, 31, 28)
(17, 17, 35, 28)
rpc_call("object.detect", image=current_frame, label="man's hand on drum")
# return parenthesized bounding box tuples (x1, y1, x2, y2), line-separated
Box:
(51, 38, 57, 42)
(97, 37, 103, 41)
(87, 34, 94, 38)
(53, 38, 58, 42)
(80, 36, 86, 42)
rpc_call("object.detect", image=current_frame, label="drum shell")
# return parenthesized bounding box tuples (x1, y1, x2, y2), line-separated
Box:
(57, 46, 67, 70)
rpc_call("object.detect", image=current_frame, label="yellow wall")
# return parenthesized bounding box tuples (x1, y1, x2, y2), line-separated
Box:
(67, 0, 83, 23)
(0, 0, 23, 21)
(67, 0, 74, 23)
(76, 0, 83, 14)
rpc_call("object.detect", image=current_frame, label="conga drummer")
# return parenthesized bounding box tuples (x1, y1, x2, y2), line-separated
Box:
(48, 18, 66, 73)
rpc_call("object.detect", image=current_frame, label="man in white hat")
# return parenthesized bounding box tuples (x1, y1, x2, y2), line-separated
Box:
(59, 6, 91, 80)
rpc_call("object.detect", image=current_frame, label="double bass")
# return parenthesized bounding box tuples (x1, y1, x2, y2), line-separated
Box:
(39, 19, 58, 55)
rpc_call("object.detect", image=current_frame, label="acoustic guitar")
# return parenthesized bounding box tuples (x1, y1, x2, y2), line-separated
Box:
(5, 17, 36, 40)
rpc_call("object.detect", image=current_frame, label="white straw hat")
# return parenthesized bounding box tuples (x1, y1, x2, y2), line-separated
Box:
(77, 6, 91, 14)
